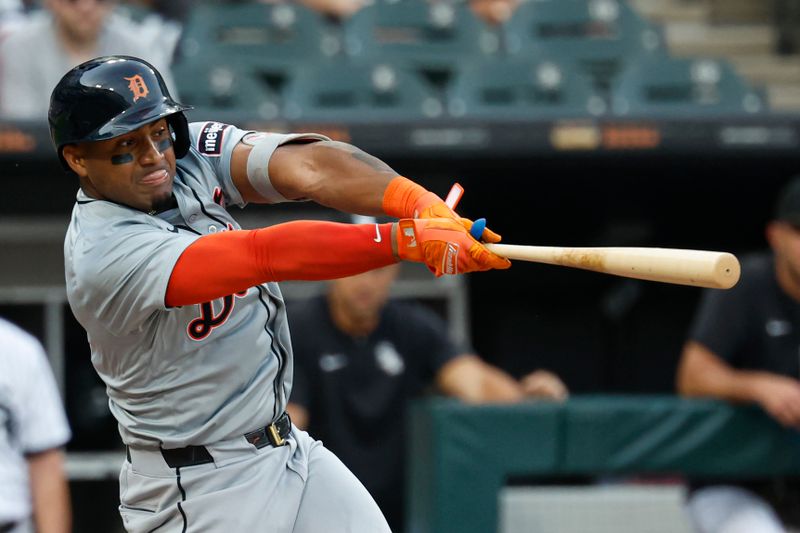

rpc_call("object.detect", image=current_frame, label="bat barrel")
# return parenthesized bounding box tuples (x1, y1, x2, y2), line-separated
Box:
(484, 244, 741, 289)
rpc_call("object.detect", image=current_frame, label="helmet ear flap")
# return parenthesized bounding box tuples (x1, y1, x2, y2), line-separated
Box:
(167, 112, 190, 159)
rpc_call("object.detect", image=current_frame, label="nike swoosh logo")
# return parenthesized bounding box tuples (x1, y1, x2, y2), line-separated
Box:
(373, 224, 382, 243)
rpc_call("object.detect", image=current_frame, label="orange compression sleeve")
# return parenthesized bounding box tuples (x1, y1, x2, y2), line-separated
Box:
(166, 221, 396, 307)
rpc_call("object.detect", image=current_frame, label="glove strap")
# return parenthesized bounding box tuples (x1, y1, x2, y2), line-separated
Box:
(395, 219, 424, 262)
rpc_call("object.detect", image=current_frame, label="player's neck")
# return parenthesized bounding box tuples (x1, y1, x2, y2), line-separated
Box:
(327, 294, 378, 338)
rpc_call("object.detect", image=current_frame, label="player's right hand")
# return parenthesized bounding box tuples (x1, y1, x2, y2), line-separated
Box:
(394, 218, 511, 276)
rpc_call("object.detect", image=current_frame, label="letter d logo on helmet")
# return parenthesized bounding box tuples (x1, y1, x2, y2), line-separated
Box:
(124, 74, 150, 101)
(48, 56, 193, 171)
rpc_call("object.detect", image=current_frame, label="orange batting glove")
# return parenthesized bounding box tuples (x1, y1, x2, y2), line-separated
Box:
(382, 176, 504, 243)
(393, 218, 511, 276)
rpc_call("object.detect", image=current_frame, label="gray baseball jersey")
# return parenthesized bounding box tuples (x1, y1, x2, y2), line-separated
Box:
(65, 122, 323, 448)
(65, 122, 392, 532)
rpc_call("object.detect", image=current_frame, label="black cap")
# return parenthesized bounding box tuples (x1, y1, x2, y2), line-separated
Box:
(775, 176, 800, 225)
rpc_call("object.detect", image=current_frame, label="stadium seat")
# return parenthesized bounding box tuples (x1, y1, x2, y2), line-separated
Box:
(282, 61, 444, 122)
(176, 2, 338, 84)
(447, 57, 606, 119)
(611, 56, 767, 116)
(172, 63, 280, 120)
(503, 0, 665, 92)
(343, 1, 499, 73)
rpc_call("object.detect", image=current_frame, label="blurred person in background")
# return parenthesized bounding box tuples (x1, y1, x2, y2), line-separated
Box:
(677, 176, 800, 533)
(287, 222, 568, 532)
(0, 317, 71, 533)
(0, 0, 176, 120)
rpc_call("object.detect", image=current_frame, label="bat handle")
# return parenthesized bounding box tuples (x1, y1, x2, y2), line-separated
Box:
(444, 183, 487, 241)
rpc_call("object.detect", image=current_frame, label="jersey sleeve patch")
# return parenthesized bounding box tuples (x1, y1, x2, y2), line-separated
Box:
(198, 122, 232, 156)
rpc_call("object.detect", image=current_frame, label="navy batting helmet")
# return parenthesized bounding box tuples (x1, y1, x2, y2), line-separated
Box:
(48, 55, 192, 171)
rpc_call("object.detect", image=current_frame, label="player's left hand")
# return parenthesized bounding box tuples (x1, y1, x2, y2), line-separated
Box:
(394, 218, 511, 276)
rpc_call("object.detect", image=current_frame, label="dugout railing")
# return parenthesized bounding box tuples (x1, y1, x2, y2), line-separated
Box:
(408, 396, 800, 533)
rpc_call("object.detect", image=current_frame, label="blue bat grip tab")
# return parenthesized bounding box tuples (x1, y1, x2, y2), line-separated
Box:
(470, 218, 486, 240)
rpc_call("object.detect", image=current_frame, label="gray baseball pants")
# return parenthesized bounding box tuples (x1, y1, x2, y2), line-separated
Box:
(119, 427, 392, 532)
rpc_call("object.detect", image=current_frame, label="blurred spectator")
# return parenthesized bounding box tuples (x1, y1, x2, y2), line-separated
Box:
(0, 317, 71, 533)
(0, 0, 176, 120)
(677, 176, 800, 533)
(287, 240, 568, 532)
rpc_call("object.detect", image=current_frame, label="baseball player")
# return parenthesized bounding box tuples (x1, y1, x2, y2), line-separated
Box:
(49, 55, 509, 532)
(0, 317, 71, 533)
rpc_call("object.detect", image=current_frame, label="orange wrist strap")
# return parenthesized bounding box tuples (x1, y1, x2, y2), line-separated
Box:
(382, 176, 440, 218)
(166, 221, 396, 307)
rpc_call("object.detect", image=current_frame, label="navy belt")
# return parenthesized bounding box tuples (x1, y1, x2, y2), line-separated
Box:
(127, 412, 292, 469)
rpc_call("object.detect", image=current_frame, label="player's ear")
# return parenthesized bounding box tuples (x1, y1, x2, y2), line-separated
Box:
(62, 144, 88, 177)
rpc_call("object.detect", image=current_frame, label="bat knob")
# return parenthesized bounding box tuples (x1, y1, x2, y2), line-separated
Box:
(470, 218, 486, 240)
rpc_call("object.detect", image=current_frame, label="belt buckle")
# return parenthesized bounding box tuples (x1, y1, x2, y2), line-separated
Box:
(267, 422, 286, 447)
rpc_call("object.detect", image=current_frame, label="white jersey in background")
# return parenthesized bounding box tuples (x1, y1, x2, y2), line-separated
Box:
(0, 318, 71, 526)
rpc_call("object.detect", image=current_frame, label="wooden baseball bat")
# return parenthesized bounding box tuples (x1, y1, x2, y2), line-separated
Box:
(484, 244, 741, 289)
(441, 182, 740, 289)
